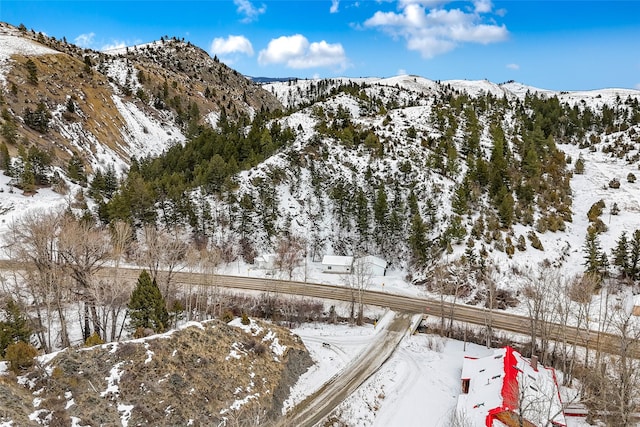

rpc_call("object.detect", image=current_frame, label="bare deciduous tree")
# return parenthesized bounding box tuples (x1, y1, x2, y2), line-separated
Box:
(105, 221, 133, 341)
(4, 210, 68, 351)
(274, 234, 306, 280)
(57, 215, 111, 341)
(579, 303, 640, 425)
(342, 257, 372, 325)
(136, 225, 189, 299)
(520, 263, 562, 363)
(562, 273, 598, 385)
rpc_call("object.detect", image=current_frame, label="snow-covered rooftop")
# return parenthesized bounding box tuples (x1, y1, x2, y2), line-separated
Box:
(458, 346, 566, 427)
(321, 255, 354, 266)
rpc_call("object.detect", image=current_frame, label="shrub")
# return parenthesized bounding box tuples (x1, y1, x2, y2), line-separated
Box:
(527, 231, 544, 251)
(587, 219, 607, 234)
(574, 157, 585, 174)
(254, 342, 267, 356)
(535, 217, 548, 233)
(627, 173, 636, 183)
(505, 237, 515, 257)
(587, 200, 606, 222)
(241, 313, 250, 325)
(85, 332, 104, 347)
(610, 202, 620, 215)
(5, 341, 37, 373)
(609, 178, 620, 189)
(221, 310, 234, 323)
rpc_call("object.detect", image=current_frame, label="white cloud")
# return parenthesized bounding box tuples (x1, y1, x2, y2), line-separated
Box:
(635, 83, 640, 90)
(258, 35, 307, 65)
(330, 0, 340, 13)
(211, 35, 254, 56)
(506, 63, 519, 70)
(364, 0, 508, 58)
(234, 0, 266, 23)
(258, 34, 348, 70)
(473, 0, 492, 13)
(397, 69, 408, 76)
(74, 32, 95, 48)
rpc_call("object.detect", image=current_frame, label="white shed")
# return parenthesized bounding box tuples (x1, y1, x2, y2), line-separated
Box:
(355, 255, 388, 276)
(321, 255, 354, 274)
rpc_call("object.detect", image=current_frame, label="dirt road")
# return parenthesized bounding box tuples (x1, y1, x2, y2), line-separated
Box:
(277, 312, 415, 427)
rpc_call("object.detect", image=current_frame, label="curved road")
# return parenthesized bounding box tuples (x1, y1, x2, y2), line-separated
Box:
(277, 312, 415, 427)
(0, 260, 637, 358)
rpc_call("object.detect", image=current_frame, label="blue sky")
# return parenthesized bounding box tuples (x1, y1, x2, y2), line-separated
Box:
(1, 1, 639, 91)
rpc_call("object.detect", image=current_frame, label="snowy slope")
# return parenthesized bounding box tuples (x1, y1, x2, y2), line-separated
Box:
(0, 23, 59, 86)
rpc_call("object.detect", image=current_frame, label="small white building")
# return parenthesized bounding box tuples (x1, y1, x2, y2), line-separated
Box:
(355, 255, 388, 276)
(321, 255, 354, 274)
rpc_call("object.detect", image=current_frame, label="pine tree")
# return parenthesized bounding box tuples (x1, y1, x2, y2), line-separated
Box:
(629, 230, 640, 279)
(0, 142, 10, 171)
(20, 161, 36, 194)
(67, 153, 86, 185)
(373, 185, 388, 240)
(612, 231, 630, 276)
(497, 186, 515, 228)
(128, 270, 169, 333)
(25, 59, 38, 85)
(452, 181, 469, 216)
(583, 229, 604, 277)
(409, 214, 429, 270)
(0, 299, 32, 357)
(488, 122, 510, 197)
(1, 108, 18, 145)
(355, 188, 369, 239)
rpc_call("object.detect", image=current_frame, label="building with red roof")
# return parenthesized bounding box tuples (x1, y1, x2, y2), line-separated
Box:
(457, 346, 566, 427)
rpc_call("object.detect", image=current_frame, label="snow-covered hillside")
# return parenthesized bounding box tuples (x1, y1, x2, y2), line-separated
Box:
(0, 23, 59, 87)
(253, 76, 640, 277)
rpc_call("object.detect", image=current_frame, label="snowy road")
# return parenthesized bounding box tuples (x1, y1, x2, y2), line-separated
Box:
(279, 312, 415, 427)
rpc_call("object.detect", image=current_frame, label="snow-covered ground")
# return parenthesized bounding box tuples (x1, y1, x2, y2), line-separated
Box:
(289, 319, 591, 426)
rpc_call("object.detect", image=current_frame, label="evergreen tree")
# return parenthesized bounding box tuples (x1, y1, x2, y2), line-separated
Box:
(355, 188, 369, 239)
(1, 108, 18, 145)
(0, 142, 10, 171)
(452, 180, 469, 216)
(629, 230, 640, 279)
(612, 231, 630, 276)
(23, 102, 51, 133)
(25, 59, 38, 85)
(128, 270, 169, 333)
(0, 299, 32, 357)
(373, 186, 388, 234)
(461, 106, 480, 156)
(497, 186, 515, 228)
(488, 122, 510, 197)
(20, 161, 36, 193)
(583, 229, 604, 277)
(409, 213, 429, 270)
(103, 165, 118, 198)
(67, 153, 86, 185)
